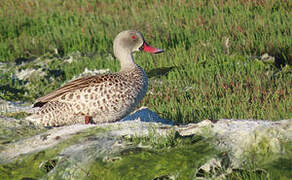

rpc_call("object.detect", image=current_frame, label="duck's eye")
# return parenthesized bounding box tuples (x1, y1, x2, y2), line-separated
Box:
(131, 35, 137, 39)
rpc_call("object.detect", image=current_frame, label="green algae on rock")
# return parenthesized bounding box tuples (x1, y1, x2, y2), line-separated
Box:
(0, 107, 292, 179)
(0, 117, 44, 148)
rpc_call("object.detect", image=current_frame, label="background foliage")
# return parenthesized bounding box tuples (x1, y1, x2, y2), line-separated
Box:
(0, 0, 291, 123)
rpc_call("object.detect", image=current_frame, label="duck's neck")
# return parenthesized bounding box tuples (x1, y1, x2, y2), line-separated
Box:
(115, 49, 138, 72)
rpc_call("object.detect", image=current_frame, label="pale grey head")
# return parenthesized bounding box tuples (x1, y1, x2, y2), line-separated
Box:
(113, 30, 164, 71)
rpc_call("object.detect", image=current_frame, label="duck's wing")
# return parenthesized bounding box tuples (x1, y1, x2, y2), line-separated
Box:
(33, 75, 108, 107)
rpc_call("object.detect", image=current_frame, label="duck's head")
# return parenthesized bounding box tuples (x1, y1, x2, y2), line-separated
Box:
(113, 30, 164, 56)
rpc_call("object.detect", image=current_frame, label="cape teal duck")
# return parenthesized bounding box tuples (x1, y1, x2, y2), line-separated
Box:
(28, 30, 163, 126)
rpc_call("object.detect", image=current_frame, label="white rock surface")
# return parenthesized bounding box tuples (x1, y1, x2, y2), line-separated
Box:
(179, 119, 292, 167)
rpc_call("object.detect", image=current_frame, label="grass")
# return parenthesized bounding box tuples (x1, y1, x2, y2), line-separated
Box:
(0, 0, 291, 123)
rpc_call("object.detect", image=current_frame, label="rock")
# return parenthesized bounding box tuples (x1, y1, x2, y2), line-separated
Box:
(179, 119, 292, 168)
(0, 98, 32, 113)
(195, 158, 232, 180)
(0, 107, 182, 179)
(0, 104, 291, 179)
(260, 53, 275, 63)
(15, 68, 46, 80)
(69, 68, 110, 83)
(1, 108, 174, 164)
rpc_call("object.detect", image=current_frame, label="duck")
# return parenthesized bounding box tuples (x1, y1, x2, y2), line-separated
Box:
(27, 30, 164, 126)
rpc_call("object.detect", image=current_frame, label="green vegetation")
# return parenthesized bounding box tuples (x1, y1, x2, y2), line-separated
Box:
(0, 116, 43, 146)
(88, 139, 216, 180)
(0, 0, 291, 123)
(124, 127, 207, 150)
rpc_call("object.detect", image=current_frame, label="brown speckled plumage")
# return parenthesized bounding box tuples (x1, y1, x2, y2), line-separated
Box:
(27, 30, 163, 126)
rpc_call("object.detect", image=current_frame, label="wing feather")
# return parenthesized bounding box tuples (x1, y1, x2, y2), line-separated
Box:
(33, 75, 107, 107)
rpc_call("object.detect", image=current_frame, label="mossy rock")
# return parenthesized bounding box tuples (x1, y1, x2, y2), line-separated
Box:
(0, 108, 292, 179)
